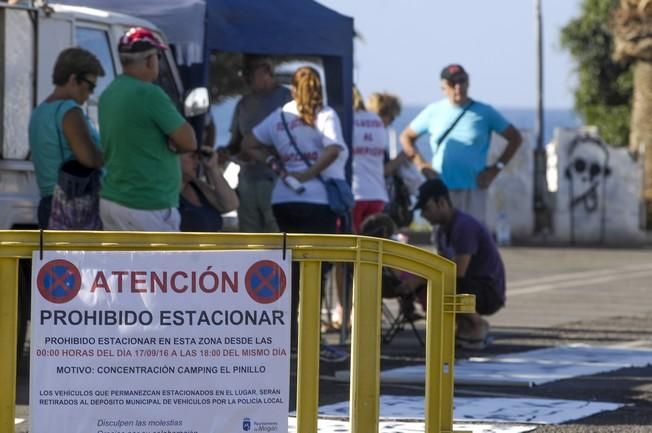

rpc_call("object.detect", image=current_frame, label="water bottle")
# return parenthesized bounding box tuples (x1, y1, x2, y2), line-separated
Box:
(265, 156, 306, 194)
(496, 211, 511, 246)
(282, 174, 306, 194)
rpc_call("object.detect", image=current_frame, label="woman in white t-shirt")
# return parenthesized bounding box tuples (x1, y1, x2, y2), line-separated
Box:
(366, 92, 414, 229)
(243, 66, 348, 348)
(245, 66, 347, 231)
(351, 86, 389, 233)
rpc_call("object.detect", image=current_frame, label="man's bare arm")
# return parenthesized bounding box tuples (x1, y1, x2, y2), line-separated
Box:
(168, 122, 197, 153)
(476, 125, 522, 188)
(400, 127, 437, 179)
(497, 125, 522, 166)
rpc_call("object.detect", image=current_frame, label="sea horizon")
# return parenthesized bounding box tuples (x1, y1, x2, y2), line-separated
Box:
(212, 100, 581, 150)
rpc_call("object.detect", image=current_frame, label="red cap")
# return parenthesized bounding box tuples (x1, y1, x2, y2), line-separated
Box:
(440, 64, 468, 82)
(118, 27, 167, 53)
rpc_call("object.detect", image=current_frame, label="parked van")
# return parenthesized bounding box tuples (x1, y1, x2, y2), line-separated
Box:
(274, 59, 327, 104)
(0, 2, 207, 228)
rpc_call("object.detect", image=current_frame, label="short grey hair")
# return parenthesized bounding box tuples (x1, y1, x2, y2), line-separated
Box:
(119, 48, 158, 66)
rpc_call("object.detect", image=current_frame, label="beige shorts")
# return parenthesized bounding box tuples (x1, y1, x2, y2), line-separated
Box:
(99, 198, 180, 232)
(449, 188, 487, 223)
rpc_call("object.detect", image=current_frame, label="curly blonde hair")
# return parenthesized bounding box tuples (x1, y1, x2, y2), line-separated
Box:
(366, 92, 401, 122)
(292, 66, 323, 126)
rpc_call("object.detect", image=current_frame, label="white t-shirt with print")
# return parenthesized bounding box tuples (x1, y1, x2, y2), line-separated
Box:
(352, 110, 388, 202)
(252, 100, 348, 205)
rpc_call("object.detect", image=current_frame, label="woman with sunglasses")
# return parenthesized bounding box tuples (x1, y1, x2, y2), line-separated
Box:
(29, 47, 105, 228)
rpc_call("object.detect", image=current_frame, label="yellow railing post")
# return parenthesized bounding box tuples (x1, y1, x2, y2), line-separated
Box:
(295, 260, 322, 433)
(425, 273, 445, 432)
(441, 264, 458, 430)
(349, 238, 383, 433)
(0, 258, 18, 433)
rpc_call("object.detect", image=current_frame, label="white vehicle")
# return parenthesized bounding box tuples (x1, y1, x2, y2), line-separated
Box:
(274, 59, 327, 104)
(0, 2, 207, 228)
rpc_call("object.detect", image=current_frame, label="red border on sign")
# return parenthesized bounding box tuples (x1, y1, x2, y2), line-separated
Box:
(36, 259, 82, 304)
(245, 260, 287, 304)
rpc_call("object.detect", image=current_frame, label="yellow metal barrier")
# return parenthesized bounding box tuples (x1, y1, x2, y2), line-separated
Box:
(0, 230, 475, 433)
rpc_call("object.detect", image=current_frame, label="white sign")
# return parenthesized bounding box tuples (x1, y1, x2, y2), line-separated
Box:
(30, 250, 291, 433)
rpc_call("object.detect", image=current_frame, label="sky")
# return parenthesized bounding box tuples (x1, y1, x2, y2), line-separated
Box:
(316, 0, 582, 109)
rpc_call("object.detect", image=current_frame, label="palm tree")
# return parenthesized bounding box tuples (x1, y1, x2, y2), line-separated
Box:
(612, 0, 652, 228)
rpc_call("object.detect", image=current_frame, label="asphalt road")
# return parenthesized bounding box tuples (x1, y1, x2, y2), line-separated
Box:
(317, 246, 652, 433)
(483, 246, 652, 433)
(13, 246, 652, 432)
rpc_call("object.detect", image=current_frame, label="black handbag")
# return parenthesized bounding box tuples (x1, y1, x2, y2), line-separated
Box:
(280, 111, 353, 216)
(386, 174, 414, 228)
(47, 102, 102, 230)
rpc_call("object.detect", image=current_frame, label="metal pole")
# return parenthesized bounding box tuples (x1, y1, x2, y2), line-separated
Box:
(535, 0, 543, 152)
(533, 0, 550, 234)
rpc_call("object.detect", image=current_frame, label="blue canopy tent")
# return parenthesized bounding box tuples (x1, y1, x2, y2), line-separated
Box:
(57, 0, 354, 146)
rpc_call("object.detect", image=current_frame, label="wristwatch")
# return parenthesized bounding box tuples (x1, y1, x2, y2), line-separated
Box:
(494, 161, 505, 171)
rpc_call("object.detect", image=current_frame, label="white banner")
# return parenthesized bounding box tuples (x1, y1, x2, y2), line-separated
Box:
(30, 250, 291, 433)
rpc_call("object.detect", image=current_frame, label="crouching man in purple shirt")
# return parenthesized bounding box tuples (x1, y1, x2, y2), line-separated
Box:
(414, 178, 505, 349)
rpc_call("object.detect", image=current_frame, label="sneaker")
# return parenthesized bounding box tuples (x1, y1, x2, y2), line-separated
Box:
(319, 344, 349, 363)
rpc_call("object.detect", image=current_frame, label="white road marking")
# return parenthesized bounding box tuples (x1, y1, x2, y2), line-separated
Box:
(508, 265, 652, 297)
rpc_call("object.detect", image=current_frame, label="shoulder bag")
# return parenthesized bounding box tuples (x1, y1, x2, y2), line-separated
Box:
(280, 111, 353, 216)
(47, 102, 102, 230)
(433, 99, 475, 153)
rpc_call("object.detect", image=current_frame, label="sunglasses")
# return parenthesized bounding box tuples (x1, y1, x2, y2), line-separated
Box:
(77, 76, 96, 93)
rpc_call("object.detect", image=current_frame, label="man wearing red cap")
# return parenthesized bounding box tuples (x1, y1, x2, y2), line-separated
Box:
(98, 27, 197, 231)
(399, 64, 522, 222)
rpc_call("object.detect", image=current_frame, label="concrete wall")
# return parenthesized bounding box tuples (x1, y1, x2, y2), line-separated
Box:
(486, 131, 535, 241)
(547, 128, 646, 244)
(412, 127, 649, 245)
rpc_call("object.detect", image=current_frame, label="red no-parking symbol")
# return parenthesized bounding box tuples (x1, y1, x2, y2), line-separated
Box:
(245, 260, 287, 304)
(36, 259, 82, 304)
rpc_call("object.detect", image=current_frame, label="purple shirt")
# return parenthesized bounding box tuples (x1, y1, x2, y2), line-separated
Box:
(436, 210, 506, 301)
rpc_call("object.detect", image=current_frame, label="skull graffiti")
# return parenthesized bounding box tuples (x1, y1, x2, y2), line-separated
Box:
(564, 134, 611, 213)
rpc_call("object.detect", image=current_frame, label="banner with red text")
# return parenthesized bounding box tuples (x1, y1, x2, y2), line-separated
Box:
(30, 250, 291, 433)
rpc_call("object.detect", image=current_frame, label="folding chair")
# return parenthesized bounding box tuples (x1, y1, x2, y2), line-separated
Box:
(380, 268, 425, 347)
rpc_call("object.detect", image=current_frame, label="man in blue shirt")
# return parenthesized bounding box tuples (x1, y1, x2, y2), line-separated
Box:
(400, 64, 522, 222)
(414, 178, 506, 349)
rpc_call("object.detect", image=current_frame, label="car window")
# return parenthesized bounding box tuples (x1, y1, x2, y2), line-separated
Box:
(155, 50, 182, 112)
(75, 27, 116, 97)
